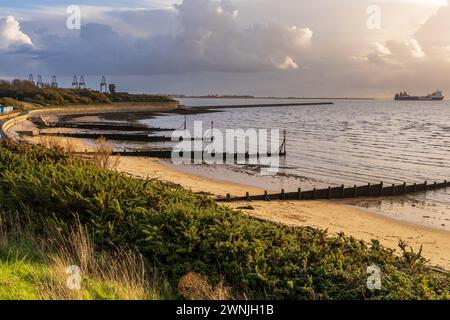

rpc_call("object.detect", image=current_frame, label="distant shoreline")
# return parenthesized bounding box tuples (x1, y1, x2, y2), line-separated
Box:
(194, 101, 334, 109)
(176, 96, 377, 100)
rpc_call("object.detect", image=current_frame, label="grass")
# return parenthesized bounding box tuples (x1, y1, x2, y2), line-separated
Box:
(0, 215, 174, 300)
(0, 142, 448, 300)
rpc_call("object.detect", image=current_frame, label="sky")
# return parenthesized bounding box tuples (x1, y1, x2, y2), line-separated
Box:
(1, 0, 450, 97)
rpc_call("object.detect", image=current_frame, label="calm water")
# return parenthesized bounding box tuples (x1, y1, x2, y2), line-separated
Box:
(139, 98, 450, 231)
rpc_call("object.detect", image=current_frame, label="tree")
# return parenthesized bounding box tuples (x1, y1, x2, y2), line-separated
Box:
(108, 84, 116, 94)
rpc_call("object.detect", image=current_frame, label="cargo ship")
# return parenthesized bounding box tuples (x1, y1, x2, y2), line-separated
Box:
(395, 90, 444, 101)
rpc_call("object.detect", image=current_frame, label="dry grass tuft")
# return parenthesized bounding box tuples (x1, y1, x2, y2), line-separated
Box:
(0, 214, 172, 300)
(92, 137, 120, 170)
(177, 272, 232, 300)
(40, 223, 147, 300)
(38, 135, 64, 152)
(38, 135, 77, 154)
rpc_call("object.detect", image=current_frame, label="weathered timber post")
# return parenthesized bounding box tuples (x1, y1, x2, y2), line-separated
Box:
(264, 191, 270, 201)
(341, 184, 345, 198)
(379, 182, 384, 196)
(226, 193, 231, 202)
(298, 188, 302, 200)
(313, 188, 317, 200)
(328, 186, 332, 199)
(434, 181, 437, 189)
(392, 184, 395, 196)
(353, 185, 357, 198)
(246, 192, 251, 202)
(424, 181, 428, 191)
(280, 189, 285, 200)
(367, 183, 371, 196)
(403, 182, 407, 194)
(414, 183, 417, 192)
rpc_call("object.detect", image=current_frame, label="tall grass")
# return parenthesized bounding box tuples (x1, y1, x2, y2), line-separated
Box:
(0, 213, 173, 300)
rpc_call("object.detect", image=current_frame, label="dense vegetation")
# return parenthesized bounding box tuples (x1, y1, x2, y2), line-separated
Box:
(0, 79, 174, 107)
(0, 143, 448, 299)
(107, 92, 175, 103)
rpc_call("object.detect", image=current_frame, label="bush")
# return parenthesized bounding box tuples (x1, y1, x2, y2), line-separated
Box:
(0, 144, 448, 299)
(0, 79, 174, 106)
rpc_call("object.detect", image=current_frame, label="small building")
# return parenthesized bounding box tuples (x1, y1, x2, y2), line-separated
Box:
(0, 105, 14, 114)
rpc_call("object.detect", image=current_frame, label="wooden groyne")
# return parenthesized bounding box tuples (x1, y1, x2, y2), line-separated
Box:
(43, 122, 177, 132)
(40, 132, 213, 142)
(115, 150, 288, 160)
(218, 180, 450, 202)
(40, 132, 171, 142)
(75, 149, 287, 161)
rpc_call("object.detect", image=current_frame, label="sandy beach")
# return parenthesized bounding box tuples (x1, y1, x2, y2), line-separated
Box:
(116, 156, 450, 270)
(8, 120, 450, 270)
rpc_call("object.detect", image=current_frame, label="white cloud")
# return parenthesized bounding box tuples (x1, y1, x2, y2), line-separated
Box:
(367, 38, 426, 66)
(22, 0, 313, 75)
(405, 39, 426, 58)
(382, 0, 447, 6)
(0, 16, 33, 49)
(272, 56, 299, 70)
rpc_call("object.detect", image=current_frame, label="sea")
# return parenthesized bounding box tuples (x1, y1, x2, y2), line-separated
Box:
(137, 98, 450, 231)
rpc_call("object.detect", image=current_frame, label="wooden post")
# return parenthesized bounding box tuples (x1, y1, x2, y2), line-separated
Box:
(434, 181, 437, 189)
(283, 130, 287, 155)
(379, 182, 384, 196)
(403, 182, 407, 194)
(367, 183, 371, 196)
(341, 185, 345, 198)
(392, 184, 395, 196)
(413, 183, 417, 192)
(313, 188, 317, 200)
(297, 188, 302, 200)
(184, 116, 187, 130)
(353, 185, 357, 198)
(226, 193, 231, 202)
(280, 189, 285, 200)
(264, 190, 270, 201)
(424, 181, 428, 190)
(246, 192, 251, 202)
(328, 186, 332, 199)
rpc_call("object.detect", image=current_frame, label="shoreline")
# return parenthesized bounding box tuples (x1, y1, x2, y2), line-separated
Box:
(116, 156, 450, 270)
(6, 115, 450, 270)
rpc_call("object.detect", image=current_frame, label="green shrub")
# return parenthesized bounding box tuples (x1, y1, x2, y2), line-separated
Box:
(0, 79, 174, 106)
(0, 144, 448, 299)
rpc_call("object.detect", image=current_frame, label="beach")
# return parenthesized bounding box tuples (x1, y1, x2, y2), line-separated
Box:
(7, 113, 450, 270)
(117, 156, 450, 270)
